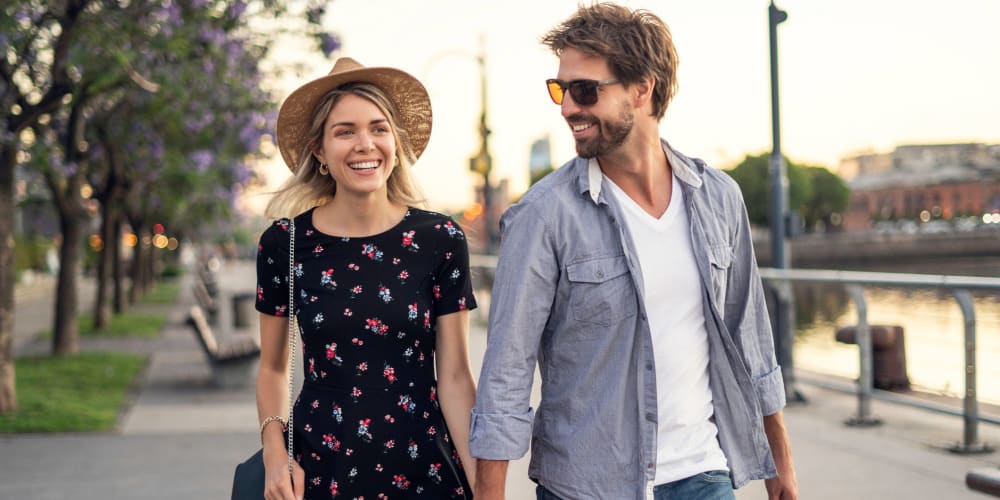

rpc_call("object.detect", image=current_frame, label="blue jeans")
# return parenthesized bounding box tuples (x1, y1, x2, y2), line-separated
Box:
(536, 470, 735, 500)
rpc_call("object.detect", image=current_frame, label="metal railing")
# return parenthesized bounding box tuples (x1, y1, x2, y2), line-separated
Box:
(759, 268, 1000, 454)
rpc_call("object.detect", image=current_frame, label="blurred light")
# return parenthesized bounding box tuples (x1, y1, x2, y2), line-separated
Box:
(80, 184, 93, 199)
(153, 223, 165, 235)
(19, 128, 35, 145)
(830, 213, 843, 226)
(15, 151, 30, 163)
(985, 213, 1000, 224)
(123, 233, 138, 247)
(152, 234, 169, 249)
(919, 210, 931, 222)
(142, 235, 152, 247)
(167, 237, 179, 251)
(463, 202, 483, 220)
(88, 234, 103, 251)
(11, 104, 21, 115)
(207, 257, 221, 272)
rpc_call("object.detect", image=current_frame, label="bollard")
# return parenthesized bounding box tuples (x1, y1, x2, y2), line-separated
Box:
(232, 292, 256, 329)
(834, 325, 909, 390)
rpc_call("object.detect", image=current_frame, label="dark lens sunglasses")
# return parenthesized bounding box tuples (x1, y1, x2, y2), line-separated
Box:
(545, 78, 620, 106)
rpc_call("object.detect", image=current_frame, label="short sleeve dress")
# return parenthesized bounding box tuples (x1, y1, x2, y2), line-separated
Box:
(256, 207, 477, 499)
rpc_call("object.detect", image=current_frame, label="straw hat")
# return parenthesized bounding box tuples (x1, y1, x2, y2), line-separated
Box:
(275, 57, 432, 171)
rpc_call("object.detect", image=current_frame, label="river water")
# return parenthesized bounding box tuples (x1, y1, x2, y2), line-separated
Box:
(790, 256, 1000, 405)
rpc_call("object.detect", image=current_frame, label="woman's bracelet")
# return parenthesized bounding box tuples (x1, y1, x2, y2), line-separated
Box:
(259, 415, 286, 435)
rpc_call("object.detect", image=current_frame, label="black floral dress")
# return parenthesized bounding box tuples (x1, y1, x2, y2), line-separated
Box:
(256, 207, 477, 499)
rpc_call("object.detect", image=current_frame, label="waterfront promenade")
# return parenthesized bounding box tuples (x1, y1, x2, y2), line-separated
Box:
(1, 260, 999, 499)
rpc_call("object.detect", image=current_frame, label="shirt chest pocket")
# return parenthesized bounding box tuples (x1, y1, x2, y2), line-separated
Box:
(565, 256, 637, 331)
(708, 243, 732, 307)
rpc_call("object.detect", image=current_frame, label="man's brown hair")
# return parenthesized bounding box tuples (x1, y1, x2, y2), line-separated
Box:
(541, 2, 679, 120)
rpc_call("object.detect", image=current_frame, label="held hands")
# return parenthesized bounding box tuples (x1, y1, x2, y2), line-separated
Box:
(263, 446, 305, 500)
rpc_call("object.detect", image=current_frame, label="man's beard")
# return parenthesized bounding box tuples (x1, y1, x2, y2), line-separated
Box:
(572, 103, 635, 159)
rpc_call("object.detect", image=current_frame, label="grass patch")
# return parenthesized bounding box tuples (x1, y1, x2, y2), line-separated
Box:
(140, 280, 181, 305)
(78, 313, 166, 338)
(0, 352, 147, 433)
(38, 311, 167, 339)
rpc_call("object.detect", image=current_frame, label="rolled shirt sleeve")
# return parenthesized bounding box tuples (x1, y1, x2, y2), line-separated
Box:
(726, 186, 787, 416)
(470, 201, 559, 460)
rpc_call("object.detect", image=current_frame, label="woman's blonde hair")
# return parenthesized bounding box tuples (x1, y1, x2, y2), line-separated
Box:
(265, 82, 427, 219)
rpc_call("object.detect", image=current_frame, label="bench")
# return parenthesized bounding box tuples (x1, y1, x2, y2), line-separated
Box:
(192, 281, 219, 324)
(968, 468, 1000, 497)
(197, 263, 219, 298)
(186, 305, 260, 387)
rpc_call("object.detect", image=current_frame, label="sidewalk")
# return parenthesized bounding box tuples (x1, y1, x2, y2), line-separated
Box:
(1, 261, 999, 499)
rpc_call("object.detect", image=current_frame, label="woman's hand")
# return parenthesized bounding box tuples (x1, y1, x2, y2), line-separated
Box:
(263, 446, 305, 500)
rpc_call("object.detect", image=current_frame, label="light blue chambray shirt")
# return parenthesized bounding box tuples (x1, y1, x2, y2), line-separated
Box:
(470, 140, 786, 500)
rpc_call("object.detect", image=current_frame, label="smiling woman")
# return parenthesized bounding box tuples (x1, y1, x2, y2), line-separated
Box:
(251, 57, 479, 500)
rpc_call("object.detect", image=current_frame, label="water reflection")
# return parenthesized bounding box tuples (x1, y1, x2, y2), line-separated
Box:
(792, 282, 1000, 405)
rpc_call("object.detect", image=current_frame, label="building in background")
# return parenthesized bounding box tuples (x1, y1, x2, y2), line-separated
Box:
(839, 143, 1000, 231)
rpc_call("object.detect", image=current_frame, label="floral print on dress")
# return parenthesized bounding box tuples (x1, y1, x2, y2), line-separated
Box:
(254, 208, 476, 499)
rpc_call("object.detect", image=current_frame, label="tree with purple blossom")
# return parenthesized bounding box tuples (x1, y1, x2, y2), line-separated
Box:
(0, 0, 339, 414)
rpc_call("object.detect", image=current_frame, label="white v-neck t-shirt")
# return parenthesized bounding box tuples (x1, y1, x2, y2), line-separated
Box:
(603, 169, 728, 485)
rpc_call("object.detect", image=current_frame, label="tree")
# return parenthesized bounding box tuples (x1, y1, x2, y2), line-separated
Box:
(0, 0, 91, 412)
(725, 153, 810, 228)
(0, 0, 338, 412)
(725, 153, 848, 232)
(800, 165, 850, 231)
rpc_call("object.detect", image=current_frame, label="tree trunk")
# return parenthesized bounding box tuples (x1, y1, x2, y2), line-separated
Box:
(0, 144, 18, 413)
(52, 211, 83, 355)
(113, 218, 125, 314)
(93, 208, 114, 330)
(129, 224, 146, 304)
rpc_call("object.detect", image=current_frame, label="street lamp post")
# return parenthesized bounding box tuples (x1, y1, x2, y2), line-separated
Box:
(469, 36, 496, 254)
(427, 37, 496, 254)
(768, 1, 804, 402)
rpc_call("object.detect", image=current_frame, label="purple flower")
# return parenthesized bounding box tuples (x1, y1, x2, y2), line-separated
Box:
(150, 138, 165, 161)
(190, 150, 214, 172)
(318, 32, 340, 57)
(226, 1, 247, 20)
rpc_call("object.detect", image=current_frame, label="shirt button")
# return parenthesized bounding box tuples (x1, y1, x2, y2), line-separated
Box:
(646, 363, 653, 371)
(596, 270, 605, 279)
(647, 463, 655, 470)
(645, 412, 656, 422)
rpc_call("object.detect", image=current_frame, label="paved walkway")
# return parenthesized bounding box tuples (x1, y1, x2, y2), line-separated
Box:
(1, 261, 999, 499)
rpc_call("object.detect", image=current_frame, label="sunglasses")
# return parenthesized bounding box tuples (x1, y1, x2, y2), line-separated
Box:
(545, 78, 620, 106)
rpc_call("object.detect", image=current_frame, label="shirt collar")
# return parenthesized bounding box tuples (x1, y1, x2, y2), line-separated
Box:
(583, 139, 703, 205)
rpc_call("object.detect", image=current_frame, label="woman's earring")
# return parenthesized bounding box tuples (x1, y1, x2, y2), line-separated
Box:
(394, 155, 401, 167)
(318, 163, 329, 175)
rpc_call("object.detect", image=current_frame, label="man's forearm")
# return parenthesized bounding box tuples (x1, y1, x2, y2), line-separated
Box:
(475, 459, 509, 499)
(763, 411, 794, 472)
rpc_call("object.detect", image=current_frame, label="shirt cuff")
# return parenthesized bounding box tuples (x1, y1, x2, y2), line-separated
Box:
(754, 366, 786, 416)
(468, 407, 535, 460)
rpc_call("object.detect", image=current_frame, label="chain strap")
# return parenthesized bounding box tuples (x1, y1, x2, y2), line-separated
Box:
(286, 219, 296, 476)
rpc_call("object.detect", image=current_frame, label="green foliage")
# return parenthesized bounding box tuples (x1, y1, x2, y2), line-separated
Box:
(530, 166, 555, 186)
(725, 153, 848, 231)
(14, 234, 52, 274)
(0, 352, 147, 433)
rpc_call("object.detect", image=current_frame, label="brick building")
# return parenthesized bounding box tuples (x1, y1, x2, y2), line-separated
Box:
(839, 143, 1000, 231)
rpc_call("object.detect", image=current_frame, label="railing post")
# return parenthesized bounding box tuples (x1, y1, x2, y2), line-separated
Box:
(845, 284, 881, 427)
(951, 289, 993, 454)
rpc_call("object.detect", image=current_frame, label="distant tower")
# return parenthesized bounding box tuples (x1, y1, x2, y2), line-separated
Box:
(528, 135, 553, 184)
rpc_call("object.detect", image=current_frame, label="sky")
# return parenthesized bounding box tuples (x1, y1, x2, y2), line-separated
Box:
(249, 0, 1000, 213)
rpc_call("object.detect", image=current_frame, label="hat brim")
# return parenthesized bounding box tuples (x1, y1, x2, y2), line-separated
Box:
(276, 65, 432, 172)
